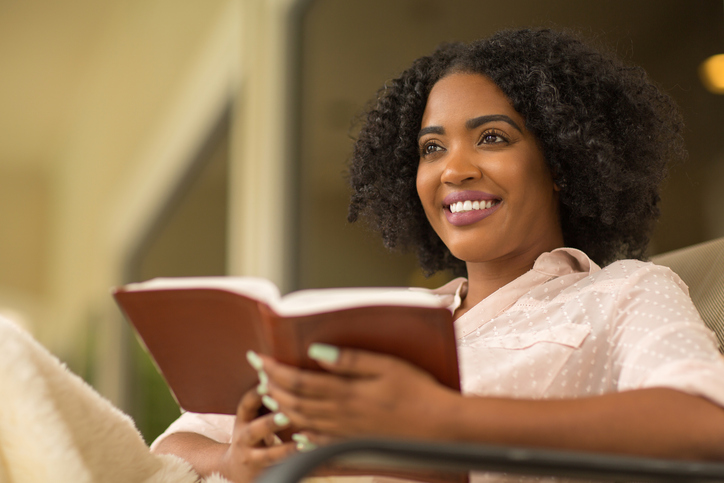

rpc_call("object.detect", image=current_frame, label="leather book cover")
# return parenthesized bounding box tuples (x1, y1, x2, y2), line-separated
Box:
(113, 280, 460, 415)
(262, 304, 460, 391)
(114, 287, 270, 414)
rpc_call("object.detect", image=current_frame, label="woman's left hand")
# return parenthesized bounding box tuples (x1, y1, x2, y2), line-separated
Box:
(260, 347, 458, 439)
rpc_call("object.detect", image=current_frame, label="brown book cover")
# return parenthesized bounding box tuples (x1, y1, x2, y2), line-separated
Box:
(113, 277, 460, 415)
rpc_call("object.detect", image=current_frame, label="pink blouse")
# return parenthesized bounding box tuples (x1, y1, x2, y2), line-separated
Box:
(152, 248, 724, 471)
(439, 248, 724, 403)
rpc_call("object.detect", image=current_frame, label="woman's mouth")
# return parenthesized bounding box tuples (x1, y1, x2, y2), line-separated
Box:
(448, 199, 501, 213)
(444, 198, 502, 226)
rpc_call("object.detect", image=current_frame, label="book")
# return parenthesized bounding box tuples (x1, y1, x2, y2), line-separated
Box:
(113, 276, 461, 415)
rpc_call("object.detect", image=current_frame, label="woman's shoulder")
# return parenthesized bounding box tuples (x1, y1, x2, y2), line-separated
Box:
(532, 249, 691, 304)
(531, 248, 687, 294)
(547, 257, 692, 312)
(595, 258, 689, 292)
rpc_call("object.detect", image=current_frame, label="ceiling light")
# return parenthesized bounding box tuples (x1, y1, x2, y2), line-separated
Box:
(700, 54, 724, 94)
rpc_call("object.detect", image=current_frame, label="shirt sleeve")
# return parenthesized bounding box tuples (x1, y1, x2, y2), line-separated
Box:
(611, 263, 724, 406)
(150, 411, 235, 451)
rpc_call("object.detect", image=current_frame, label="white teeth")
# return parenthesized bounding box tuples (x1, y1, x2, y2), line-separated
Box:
(449, 199, 498, 213)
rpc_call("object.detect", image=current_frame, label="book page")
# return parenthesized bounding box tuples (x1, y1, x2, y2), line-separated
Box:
(273, 287, 451, 317)
(119, 276, 281, 305)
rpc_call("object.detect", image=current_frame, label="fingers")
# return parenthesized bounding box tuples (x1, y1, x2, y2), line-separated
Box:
(245, 441, 297, 467)
(260, 346, 403, 398)
(221, 439, 297, 482)
(234, 406, 291, 447)
(236, 387, 264, 423)
(260, 362, 369, 436)
(293, 431, 338, 450)
(308, 344, 409, 378)
(262, 356, 354, 399)
(257, 347, 427, 437)
(272, 388, 342, 430)
(257, 373, 354, 435)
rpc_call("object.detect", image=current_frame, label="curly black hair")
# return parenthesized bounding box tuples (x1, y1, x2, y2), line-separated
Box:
(347, 28, 686, 277)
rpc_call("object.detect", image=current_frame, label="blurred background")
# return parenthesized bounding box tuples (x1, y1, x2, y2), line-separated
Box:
(1, 0, 723, 443)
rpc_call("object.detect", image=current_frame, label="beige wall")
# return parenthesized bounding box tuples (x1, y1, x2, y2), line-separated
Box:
(0, 0, 301, 407)
(0, 0, 240, 404)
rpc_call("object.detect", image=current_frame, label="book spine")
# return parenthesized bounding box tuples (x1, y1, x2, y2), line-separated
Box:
(257, 303, 303, 363)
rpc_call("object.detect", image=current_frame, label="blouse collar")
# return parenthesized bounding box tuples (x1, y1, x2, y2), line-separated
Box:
(436, 248, 600, 338)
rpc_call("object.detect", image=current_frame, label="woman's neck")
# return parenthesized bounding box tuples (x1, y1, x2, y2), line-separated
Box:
(455, 243, 561, 319)
(454, 259, 531, 318)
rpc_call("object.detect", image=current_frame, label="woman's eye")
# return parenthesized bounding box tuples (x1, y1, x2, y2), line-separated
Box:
(480, 131, 508, 144)
(421, 142, 442, 155)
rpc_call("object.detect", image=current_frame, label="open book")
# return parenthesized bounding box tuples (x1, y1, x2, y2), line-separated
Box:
(113, 277, 461, 415)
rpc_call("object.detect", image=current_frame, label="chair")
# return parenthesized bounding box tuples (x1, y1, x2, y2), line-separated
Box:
(258, 237, 724, 483)
(651, 237, 724, 351)
(257, 438, 724, 483)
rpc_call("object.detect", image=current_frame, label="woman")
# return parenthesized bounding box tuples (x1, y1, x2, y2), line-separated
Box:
(152, 28, 724, 482)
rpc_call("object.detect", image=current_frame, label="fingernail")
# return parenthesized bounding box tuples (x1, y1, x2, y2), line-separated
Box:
(273, 412, 290, 426)
(292, 433, 317, 452)
(297, 441, 318, 452)
(291, 433, 318, 451)
(308, 343, 339, 363)
(246, 350, 264, 371)
(261, 395, 279, 412)
(292, 433, 309, 443)
(258, 370, 269, 386)
(256, 382, 268, 395)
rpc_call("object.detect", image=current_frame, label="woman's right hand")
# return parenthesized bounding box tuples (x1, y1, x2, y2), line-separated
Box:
(218, 388, 297, 483)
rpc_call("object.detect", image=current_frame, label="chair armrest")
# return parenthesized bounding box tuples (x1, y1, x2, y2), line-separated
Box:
(257, 438, 724, 483)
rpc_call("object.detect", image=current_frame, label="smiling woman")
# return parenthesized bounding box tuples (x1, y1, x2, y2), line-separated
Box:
(150, 29, 724, 483)
(416, 73, 563, 310)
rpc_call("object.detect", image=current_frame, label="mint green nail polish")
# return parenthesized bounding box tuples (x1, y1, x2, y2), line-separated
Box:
(258, 370, 269, 385)
(273, 412, 290, 426)
(292, 433, 317, 451)
(261, 395, 279, 412)
(297, 441, 318, 452)
(308, 343, 339, 363)
(256, 382, 268, 396)
(291, 433, 309, 443)
(246, 350, 263, 371)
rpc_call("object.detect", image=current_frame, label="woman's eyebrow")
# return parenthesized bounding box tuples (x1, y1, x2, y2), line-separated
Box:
(466, 114, 522, 132)
(418, 114, 522, 141)
(417, 126, 444, 141)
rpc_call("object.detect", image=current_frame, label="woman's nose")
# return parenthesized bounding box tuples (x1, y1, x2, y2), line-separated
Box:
(440, 148, 482, 185)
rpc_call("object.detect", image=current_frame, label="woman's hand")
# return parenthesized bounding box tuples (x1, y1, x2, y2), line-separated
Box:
(151, 387, 296, 483)
(218, 387, 297, 482)
(260, 345, 459, 441)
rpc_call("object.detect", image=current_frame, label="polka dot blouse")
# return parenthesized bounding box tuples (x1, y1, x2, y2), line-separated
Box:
(433, 248, 724, 404)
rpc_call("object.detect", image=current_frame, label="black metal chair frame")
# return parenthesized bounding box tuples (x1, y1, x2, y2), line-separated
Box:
(257, 439, 724, 483)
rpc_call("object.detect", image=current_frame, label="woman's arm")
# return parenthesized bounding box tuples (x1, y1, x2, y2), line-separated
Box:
(260, 347, 724, 461)
(152, 388, 296, 482)
(152, 431, 232, 477)
(447, 386, 724, 460)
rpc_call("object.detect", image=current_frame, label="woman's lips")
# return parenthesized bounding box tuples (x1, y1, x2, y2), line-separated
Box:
(444, 200, 501, 226)
(443, 191, 502, 226)
(443, 190, 498, 206)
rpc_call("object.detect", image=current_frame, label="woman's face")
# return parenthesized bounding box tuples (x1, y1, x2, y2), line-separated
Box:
(416, 72, 563, 267)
